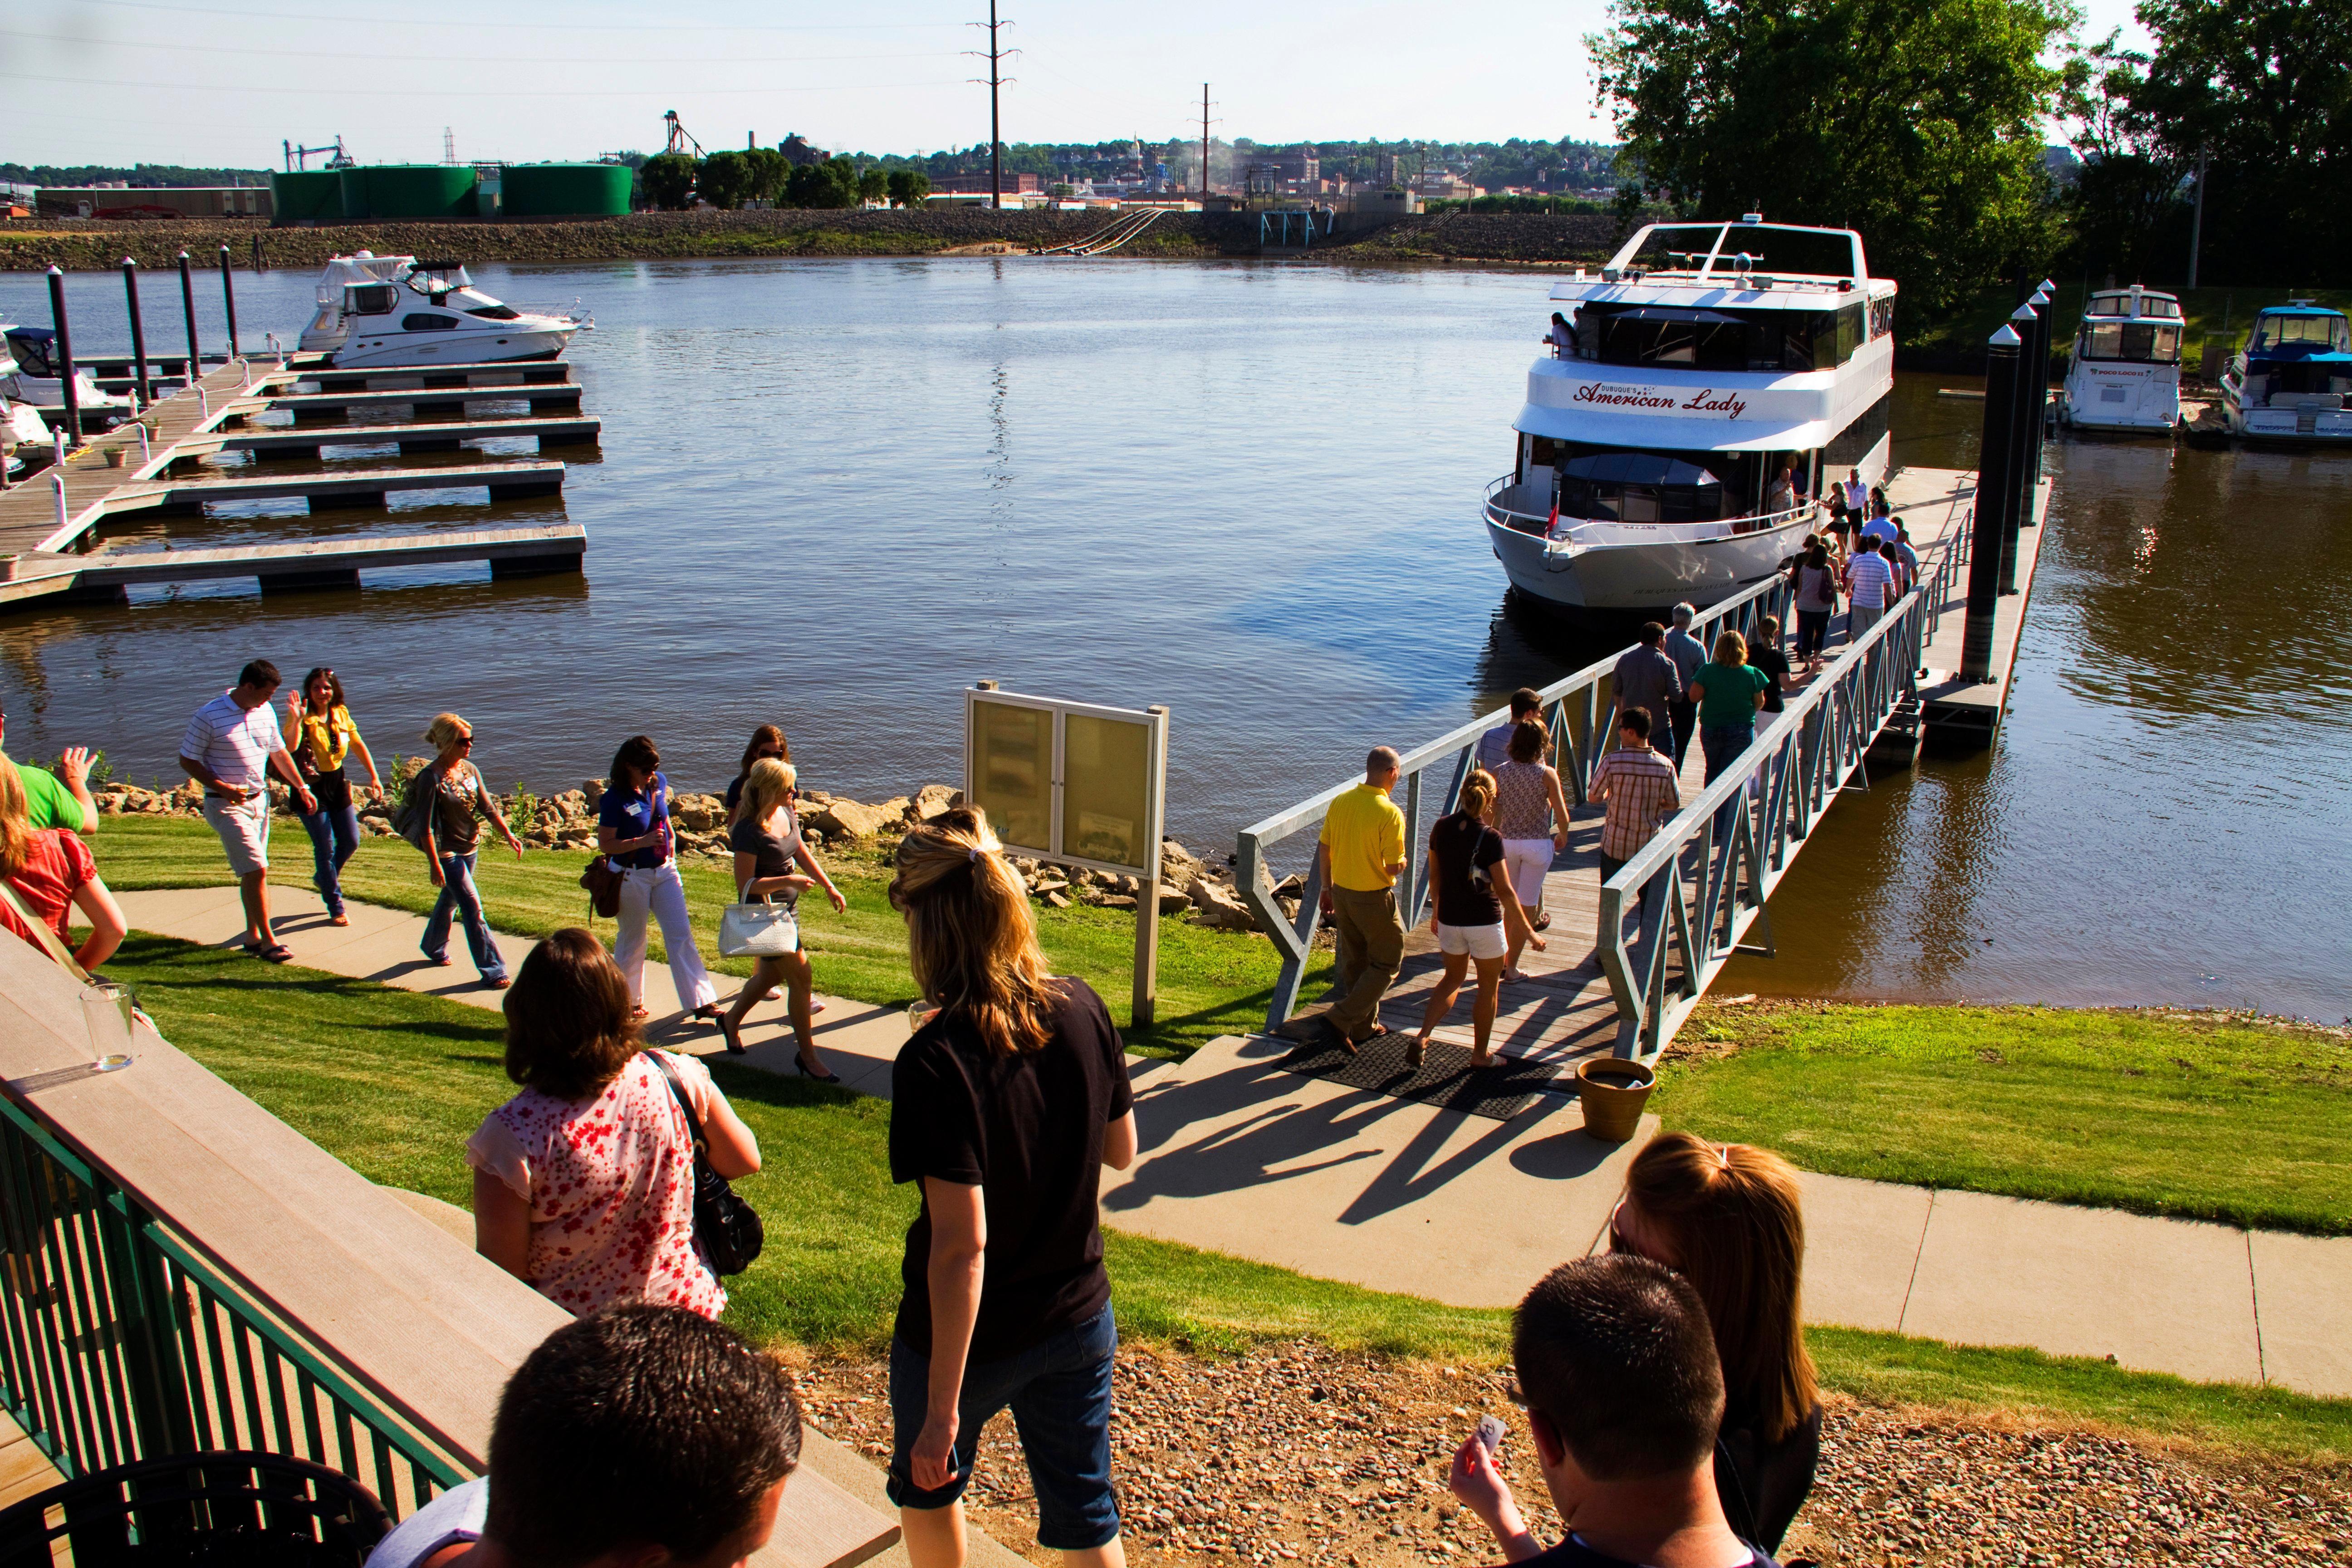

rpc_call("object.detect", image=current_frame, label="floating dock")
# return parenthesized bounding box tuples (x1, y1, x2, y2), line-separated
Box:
(262, 385, 585, 423)
(0, 524, 586, 606)
(173, 415, 601, 459)
(1916, 477, 2050, 745)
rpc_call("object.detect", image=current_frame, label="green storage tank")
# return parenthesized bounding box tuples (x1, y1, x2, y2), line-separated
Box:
(338, 164, 478, 220)
(502, 162, 632, 218)
(270, 169, 345, 222)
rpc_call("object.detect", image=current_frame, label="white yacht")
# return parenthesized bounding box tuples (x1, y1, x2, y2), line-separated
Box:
(1, 324, 135, 429)
(2220, 302, 2352, 443)
(297, 254, 589, 369)
(1482, 217, 1895, 612)
(2059, 285, 2182, 434)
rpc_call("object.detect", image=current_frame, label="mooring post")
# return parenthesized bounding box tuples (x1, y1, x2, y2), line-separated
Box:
(2024, 280, 2057, 516)
(1999, 299, 2038, 594)
(218, 245, 240, 362)
(52, 470, 68, 533)
(46, 266, 81, 446)
(121, 257, 151, 408)
(176, 250, 200, 386)
(252, 233, 265, 274)
(1960, 325, 2021, 681)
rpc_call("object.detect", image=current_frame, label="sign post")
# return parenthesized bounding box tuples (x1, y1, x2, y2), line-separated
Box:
(964, 682, 1171, 1029)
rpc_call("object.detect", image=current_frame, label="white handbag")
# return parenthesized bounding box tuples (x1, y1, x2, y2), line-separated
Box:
(718, 889, 799, 958)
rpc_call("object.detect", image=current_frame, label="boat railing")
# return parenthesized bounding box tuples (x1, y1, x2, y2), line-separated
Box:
(1482, 476, 1823, 549)
(1233, 564, 1800, 1034)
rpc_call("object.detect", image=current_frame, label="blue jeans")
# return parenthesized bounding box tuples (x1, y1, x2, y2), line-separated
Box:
(421, 851, 505, 981)
(299, 802, 361, 916)
(887, 1305, 1120, 1548)
(1700, 722, 1755, 840)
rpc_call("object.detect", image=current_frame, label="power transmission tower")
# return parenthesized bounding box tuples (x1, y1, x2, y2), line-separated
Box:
(443, 127, 456, 166)
(1198, 84, 1220, 197)
(967, 3, 1018, 209)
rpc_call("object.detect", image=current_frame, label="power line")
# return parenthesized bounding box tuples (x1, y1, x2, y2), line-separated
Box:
(964, 1, 1016, 208)
(0, 28, 964, 64)
(9, 0, 966, 30)
(0, 70, 969, 97)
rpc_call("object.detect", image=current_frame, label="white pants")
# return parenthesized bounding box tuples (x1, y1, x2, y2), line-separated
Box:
(614, 862, 717, 1011)
(1500, 838, 1553, 908)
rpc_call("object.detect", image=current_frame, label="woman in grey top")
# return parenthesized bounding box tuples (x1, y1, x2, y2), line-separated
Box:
(717, 757, 848, 1076)
(1489, 720, 1573, 984)
(416, 711, 523, 989)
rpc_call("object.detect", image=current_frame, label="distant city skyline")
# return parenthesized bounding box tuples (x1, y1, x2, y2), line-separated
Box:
(6, 0, 2152, 170)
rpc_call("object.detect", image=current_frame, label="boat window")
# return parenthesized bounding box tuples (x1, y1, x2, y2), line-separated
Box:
(465, 304, 520, 321)
(401, 313, 461, 332)
(344, 284, 398, 315)
(1557, 450, 1726, 524)
(2082, 323, 2180, 363)
(2253, 315, 2352, 353)
(1823, 391, 1891, 468)
(6, 330, 57, 377)
(1594, 307, 1753, 371)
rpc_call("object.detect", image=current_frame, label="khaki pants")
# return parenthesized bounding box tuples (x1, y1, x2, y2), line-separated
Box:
(1326, 885, 1404, 1043)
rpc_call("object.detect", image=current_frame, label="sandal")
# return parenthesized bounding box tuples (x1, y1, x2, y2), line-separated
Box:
(718, 1014, 747, 1055)
(629, 1005, 650, 1021)
(1533, 912, 1551, 931)
(327, 913, 350, 928)
(243, 942, 294, 964)
(485, 976, 511, 990)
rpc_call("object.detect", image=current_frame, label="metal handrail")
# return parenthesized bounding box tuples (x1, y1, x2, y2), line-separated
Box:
(1235, 564, 1803, 1032)
(1482, 475, 1825, 548)
(1594, 522, 1971, 1057)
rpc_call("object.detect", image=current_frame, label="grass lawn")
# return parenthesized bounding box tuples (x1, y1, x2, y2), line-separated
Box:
(1656, 1001, 2352, 1235)
(92, 815, 1324, 1058)
(100, 935, 2352, 1467)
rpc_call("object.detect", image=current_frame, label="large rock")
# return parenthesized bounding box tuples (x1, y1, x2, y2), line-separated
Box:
(673, 794, 725, 833)
(908, 784, 960, 823)
(805, 797, 897, 840)
(1188, 879, 1259, 932)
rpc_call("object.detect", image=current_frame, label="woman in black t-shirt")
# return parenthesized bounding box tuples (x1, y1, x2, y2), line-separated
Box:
(716, 757, 845, 1070)
(723, 724, 790, 827)
(1411, 769, 1544, 1071)
(882, 807, 1136, 1565)
(1746, 616, 1794, 714)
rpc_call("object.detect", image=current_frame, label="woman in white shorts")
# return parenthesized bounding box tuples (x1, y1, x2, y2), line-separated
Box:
(1490, 719, 1573, 984)
(1411, 769, 1544, 1069)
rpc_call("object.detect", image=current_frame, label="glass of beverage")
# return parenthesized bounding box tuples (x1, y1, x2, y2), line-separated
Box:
(906, 1000, 941, 1035)
(80, 983, 138, 1070)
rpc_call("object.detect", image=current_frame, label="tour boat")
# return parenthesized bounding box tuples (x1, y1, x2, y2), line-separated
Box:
(2059, 284, 2183, 434)
(297, 254, 589, 369)
(0, 324, 134, 428)
(2220, 302, 2352, 443)
(1481, 217, 1896, 613)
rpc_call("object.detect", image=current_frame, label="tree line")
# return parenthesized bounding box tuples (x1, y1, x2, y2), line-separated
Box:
(1588, 0, 2345, 309)
(635, 149, 931, 211)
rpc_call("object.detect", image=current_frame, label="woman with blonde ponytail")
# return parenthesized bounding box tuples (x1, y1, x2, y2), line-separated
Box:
(883, 806, 1137, 1568)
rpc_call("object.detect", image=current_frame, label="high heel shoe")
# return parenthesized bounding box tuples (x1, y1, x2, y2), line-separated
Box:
(718, 1014, 747, 1055)
(793, 1052, 841, 1084)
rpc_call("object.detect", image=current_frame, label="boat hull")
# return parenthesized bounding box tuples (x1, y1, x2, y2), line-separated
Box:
(318, 326, 576, 370)
(2224, 395, 2352, 444)
(1486, 510, 1813, 612)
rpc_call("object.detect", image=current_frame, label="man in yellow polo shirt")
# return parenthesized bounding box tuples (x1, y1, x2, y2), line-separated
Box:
(1317, 746, 1406, 1049)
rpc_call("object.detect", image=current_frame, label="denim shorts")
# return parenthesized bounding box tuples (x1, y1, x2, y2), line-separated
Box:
(887, 1304, 1120, 1549)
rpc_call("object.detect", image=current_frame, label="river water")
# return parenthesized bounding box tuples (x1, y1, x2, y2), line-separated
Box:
(3, 259, 2346, 1019)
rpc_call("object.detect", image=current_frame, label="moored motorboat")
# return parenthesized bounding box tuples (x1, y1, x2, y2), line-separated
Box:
(297, 253, 589, 369)
(2059, 284, 2182, 435)
(2220, 302, 2352, 443)
(1481, 217, 1896, 613)
(1, 323, 134, 431)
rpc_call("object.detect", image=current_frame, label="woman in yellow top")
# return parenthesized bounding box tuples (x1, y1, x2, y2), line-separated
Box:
(282, 667, 383, 927)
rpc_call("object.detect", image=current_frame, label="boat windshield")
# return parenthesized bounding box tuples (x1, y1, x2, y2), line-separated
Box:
(1558, 450, 1728, 524)
(2251, 313, 2352, 355)
(2081, 322, 2181, 363)
(5, 328, 58, 377)
(2087, 291, 2181, 319)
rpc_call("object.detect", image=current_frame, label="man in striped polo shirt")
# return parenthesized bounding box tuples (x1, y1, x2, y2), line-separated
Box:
(1590, 706, 1681, 933)
(1842, 535, 1896, 640)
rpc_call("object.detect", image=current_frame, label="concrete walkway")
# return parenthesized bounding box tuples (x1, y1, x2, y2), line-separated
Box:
(113, 888, 2352, 1401)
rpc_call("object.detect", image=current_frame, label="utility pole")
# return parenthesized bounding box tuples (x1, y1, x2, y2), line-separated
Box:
(1200, 84, 1220, 198)
(2186, 146, 2209, 290)
(967, 2, 1015, 209)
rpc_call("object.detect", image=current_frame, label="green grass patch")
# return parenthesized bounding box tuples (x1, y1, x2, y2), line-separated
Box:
(1657, 1002, 2352, 1235)
(95, 816, 1318, 1056)
(101, 935, 2352, 1468)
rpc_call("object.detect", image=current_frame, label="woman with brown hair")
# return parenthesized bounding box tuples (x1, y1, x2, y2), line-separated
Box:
(1610, 1131, 1822, 1553)
(882, 806, 1136, 1568)
(0, 759, 124, 973)
(725, 724, 791, 828)
(1409, 768, 1543, 1069)
(467, 928, 760, 1320)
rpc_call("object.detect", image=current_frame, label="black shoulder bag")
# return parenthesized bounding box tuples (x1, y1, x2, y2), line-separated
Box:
(645, 1052, 765, 1276)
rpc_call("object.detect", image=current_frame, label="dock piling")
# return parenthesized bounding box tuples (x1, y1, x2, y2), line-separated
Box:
(121, 258, 152, 408)
(2025, 279, 2057, 513)
(51, 472, 66, 533)
(45, 267, 81, 446)
(176, 252, 200, 382)
(1999, 299, 2039, 593)
(1961, 325, 2022, 682)
(218, 245, 239, 361)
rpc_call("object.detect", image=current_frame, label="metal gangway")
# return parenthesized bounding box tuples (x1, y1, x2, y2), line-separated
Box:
(1034, 207, 1167, 257)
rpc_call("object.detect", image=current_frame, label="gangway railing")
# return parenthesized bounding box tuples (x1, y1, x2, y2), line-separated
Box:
(1034, 207, 1166, 258)
(1234, 511, 1973, 1051)
(1235, 567, 1801, 1033)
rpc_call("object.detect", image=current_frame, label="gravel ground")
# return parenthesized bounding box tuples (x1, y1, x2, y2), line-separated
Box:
(796, 1341, 2352, 1568)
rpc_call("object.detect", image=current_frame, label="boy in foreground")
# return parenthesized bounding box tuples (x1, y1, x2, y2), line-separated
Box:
(368, 1304, 803, 1568)
(1448, 1254, 1778, 1568)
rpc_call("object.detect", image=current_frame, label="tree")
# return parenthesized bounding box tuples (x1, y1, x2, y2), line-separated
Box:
(887, 169, 932, 208)
(787, 158, 859, 209)
(2058, 34, 2193, 284)
(1589, 0, 2077, 311)
(698, 150, 752, 210)
(744, 147, 789, 206)
(638, 152, 696, 211)
(858, 168, 890, 206)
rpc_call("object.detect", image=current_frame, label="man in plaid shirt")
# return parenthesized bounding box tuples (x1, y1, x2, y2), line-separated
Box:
(1591, 706, 1681, 929)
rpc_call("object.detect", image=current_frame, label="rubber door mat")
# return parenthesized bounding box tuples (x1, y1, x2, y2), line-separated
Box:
(1274, 1030, 1562, 1121)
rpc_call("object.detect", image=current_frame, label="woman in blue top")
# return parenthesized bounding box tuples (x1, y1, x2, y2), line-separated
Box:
(597, 734, 720, 1024)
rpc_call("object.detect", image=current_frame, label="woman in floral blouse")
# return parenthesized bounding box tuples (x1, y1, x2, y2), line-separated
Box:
(467, 928, 761, 1318)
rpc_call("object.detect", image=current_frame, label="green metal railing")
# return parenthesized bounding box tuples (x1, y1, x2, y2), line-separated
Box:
(0, 1095, 467, 1519)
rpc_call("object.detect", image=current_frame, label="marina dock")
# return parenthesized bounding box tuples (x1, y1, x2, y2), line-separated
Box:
(265, 384, 586, 422)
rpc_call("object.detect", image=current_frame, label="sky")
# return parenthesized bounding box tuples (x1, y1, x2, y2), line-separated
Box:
(5, 0, 2153, 171)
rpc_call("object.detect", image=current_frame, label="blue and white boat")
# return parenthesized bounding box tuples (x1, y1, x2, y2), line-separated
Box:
(2221, 302, 2352, 443)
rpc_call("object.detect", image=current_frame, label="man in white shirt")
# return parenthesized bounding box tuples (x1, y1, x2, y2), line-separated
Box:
(1841, 468, 1869, 515)
(1842, 537, 1896, 641)
(179, 660, 314, 960)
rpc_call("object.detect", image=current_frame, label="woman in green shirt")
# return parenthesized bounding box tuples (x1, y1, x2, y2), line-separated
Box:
(1690, 630, 1769, 836)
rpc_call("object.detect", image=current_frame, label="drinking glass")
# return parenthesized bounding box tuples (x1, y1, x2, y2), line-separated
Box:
(906, 1000, 941, 1036)
(80, 984, 138, 1070)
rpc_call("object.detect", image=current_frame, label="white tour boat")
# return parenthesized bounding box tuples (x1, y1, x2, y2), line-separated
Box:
(1482, 216, 1896, 612)
(2059, 285, 2182, 434)
(297, 254, 589, 369)
(1, 324, 134, 428)
(2220, 302, 2352, 443)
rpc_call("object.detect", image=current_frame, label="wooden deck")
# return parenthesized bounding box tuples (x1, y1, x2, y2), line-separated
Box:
(1287, 462, 1993, 1067)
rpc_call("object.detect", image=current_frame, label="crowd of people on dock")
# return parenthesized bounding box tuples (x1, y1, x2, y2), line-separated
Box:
(0, 656, 1838, 1568)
